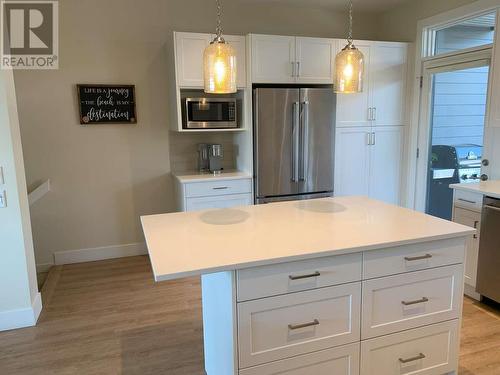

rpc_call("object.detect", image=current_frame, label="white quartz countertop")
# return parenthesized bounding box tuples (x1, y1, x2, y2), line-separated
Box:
(173, 170, 252, 183)
(450, 180, 500, 199)
(141, 196, 474, 282)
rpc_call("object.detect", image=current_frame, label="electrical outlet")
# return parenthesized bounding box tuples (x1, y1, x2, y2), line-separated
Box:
(0, 190, 6, 208)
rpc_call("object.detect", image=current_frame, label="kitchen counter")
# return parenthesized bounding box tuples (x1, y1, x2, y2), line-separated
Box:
(450, 180, 500, 199)
(141, 196, 473, 282)
(173, 170, 252, 184)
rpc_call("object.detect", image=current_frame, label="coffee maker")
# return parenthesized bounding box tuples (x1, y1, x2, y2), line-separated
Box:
(198, 144, 224, 174)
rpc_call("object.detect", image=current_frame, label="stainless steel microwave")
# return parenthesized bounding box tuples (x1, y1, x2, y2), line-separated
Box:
(183, 97, 237, 129)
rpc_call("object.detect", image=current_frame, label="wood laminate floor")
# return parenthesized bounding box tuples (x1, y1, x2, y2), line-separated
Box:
(0, 256, 498, 374)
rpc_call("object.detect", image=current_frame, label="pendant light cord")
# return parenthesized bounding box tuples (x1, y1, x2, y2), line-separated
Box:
(348, 0, 353, 43)
(216, 0, 223, 38)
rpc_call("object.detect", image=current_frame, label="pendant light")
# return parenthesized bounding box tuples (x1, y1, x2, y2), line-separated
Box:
(203, 0, 237, 94)
(335, 1, 364, 93)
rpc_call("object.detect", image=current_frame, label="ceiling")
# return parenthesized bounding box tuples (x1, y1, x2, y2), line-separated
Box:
(235, 0, 412, 12)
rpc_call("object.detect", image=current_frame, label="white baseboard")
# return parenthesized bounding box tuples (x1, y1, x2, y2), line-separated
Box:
(0, 292, 42, 332)
(53, 242, 147, 265)
(464, 283, 481, 301)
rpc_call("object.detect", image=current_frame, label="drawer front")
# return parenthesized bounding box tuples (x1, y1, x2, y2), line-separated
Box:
(360, 320, 459, 375)
(185, 193, 252, 212)
(238, 283, 361, 368)
(454, 189, 483, 211)
(361, 265, 463, 339)
(363, 237, 465, 279)
(239, 343, 360, 375)
(184, 178, 252, 198)
(237, 253, 362, 301)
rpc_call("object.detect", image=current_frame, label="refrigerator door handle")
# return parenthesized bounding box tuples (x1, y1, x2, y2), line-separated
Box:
(299, 101, 309, 181)
(292, 102, 300, 182)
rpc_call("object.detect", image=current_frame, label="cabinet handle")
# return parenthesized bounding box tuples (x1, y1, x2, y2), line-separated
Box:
(289, 271, 321, 280)
(297, 61, 301, 77)
(372, 107, 377, 121)
(366, 132, 372, 146)
(399, 353, 426, 364)
(473, 220, 479, 239)
(401, 297, 429, 306)
(404, 253, 432, 262)
(372, 132, 376, 145)
(288, 319, 319, 330)
(212, 186, 228, 190)
(291, 61, 296, 77)
(367, 108, 372, 121)
(458, 198, 477, 204)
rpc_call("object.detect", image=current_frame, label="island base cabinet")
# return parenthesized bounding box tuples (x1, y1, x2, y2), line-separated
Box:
(239, 343, 360, 375)
(360, 320, 459, 375)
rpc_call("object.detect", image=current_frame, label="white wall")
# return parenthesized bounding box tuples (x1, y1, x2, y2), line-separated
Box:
(0, 69, 40, 331)
(13, 0, 379, 268)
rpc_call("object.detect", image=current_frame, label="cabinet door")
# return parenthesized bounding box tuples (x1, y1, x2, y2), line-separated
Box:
(336, 41, 372, 127)
(487, 15, 500, 127)
(335, 127, 371, 197)
(453, 207, 481, 288)
(369, 126, 403, 205)
(251, 34, 296, 83)
(185, 193, 252, 212)
(174, 32, 211, 87)
(371, 43, 407, 127)
(296, 37, 336, 84)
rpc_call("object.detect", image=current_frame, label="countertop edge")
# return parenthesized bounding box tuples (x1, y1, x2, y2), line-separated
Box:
(151, 231, 474, 282)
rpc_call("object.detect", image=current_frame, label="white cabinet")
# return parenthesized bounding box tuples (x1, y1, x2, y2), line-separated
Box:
(336, 41, 407, 128)
(174, 174, 253, 212)
(335, 126, 403, 205)
(453, 206, 481, 299)
(250, 34, 336, 84)
(487, 14, 500, 128)
(174, 32, 246, 88)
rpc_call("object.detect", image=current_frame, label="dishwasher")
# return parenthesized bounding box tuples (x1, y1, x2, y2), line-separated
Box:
(476, 196, 500, 303)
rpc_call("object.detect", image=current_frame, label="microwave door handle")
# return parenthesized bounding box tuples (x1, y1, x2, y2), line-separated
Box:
(292, 102, 300, 183)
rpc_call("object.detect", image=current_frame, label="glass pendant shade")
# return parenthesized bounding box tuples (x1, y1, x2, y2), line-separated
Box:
(204, 39, 237, 94)
(335, 42, 364, 93)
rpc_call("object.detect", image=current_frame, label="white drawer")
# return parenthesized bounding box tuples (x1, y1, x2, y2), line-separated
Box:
(185, 193, 252, 212)
(363, 237, 465, 279)
(239, 343, 360, 375)
(238, 282, 361, 368)
(184, 178, 252, 198)
(237, 253, 362, 301)
(360, 320, 459, 375)
(454, 189, 483, 211)
(361, 265, 462, 339)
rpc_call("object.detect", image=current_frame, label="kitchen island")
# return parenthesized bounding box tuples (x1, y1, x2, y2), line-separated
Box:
(141, 196, 474, 375)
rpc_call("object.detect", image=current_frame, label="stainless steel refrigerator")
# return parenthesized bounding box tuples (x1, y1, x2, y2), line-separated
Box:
(253, 87, 335, 204)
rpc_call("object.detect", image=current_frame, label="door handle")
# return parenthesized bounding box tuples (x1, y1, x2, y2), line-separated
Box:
(289, 271, 321, 280)
(401, 297, 429, 306)
(399, 353, 426, 364)
(299, 101, 309, 181)
(291, 102, 300, 182)
(288, 319, 319, 330)
(404, 253, 432, 261)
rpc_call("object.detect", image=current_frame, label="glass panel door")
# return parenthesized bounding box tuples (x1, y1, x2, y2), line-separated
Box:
(424, 62, 490, 220)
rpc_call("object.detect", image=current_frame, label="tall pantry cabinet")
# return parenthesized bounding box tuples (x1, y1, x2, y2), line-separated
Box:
(335, 41, 408, 205)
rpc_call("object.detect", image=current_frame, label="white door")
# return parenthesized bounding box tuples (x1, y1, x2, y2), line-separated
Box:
(251, 34, 296, 83)
(295, 37, 336, 84)
(452, 207, 480, 289)
(371, 43, 407, 127)
(174, 32, 211, 87)
(335, 127, 371, 197)
(336, 41, 372, 127)
(369, 126, 403, 205)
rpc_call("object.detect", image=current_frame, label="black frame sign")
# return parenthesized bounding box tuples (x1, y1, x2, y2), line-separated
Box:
(77, 84, 137, 124)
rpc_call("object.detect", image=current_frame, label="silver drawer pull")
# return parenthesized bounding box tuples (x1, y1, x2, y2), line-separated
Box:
(289, 271, 321, 280)
(458, 198, 477, 204)
(404, 254, 432, 262)
(212, 186, 229, 190)
(399, 353, 426, 364)
(401, 297, 429, 306)
(288, 319, 319, 330)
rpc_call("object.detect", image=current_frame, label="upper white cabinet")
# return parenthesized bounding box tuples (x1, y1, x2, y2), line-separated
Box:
(250, 34, 336, 84)
(337, 41, 408, 128)
(174, 31, 247, 88)
(487, 14, 500, 128)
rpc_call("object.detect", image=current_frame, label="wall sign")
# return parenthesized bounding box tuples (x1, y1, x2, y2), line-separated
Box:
(77, 84, 137, 124)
